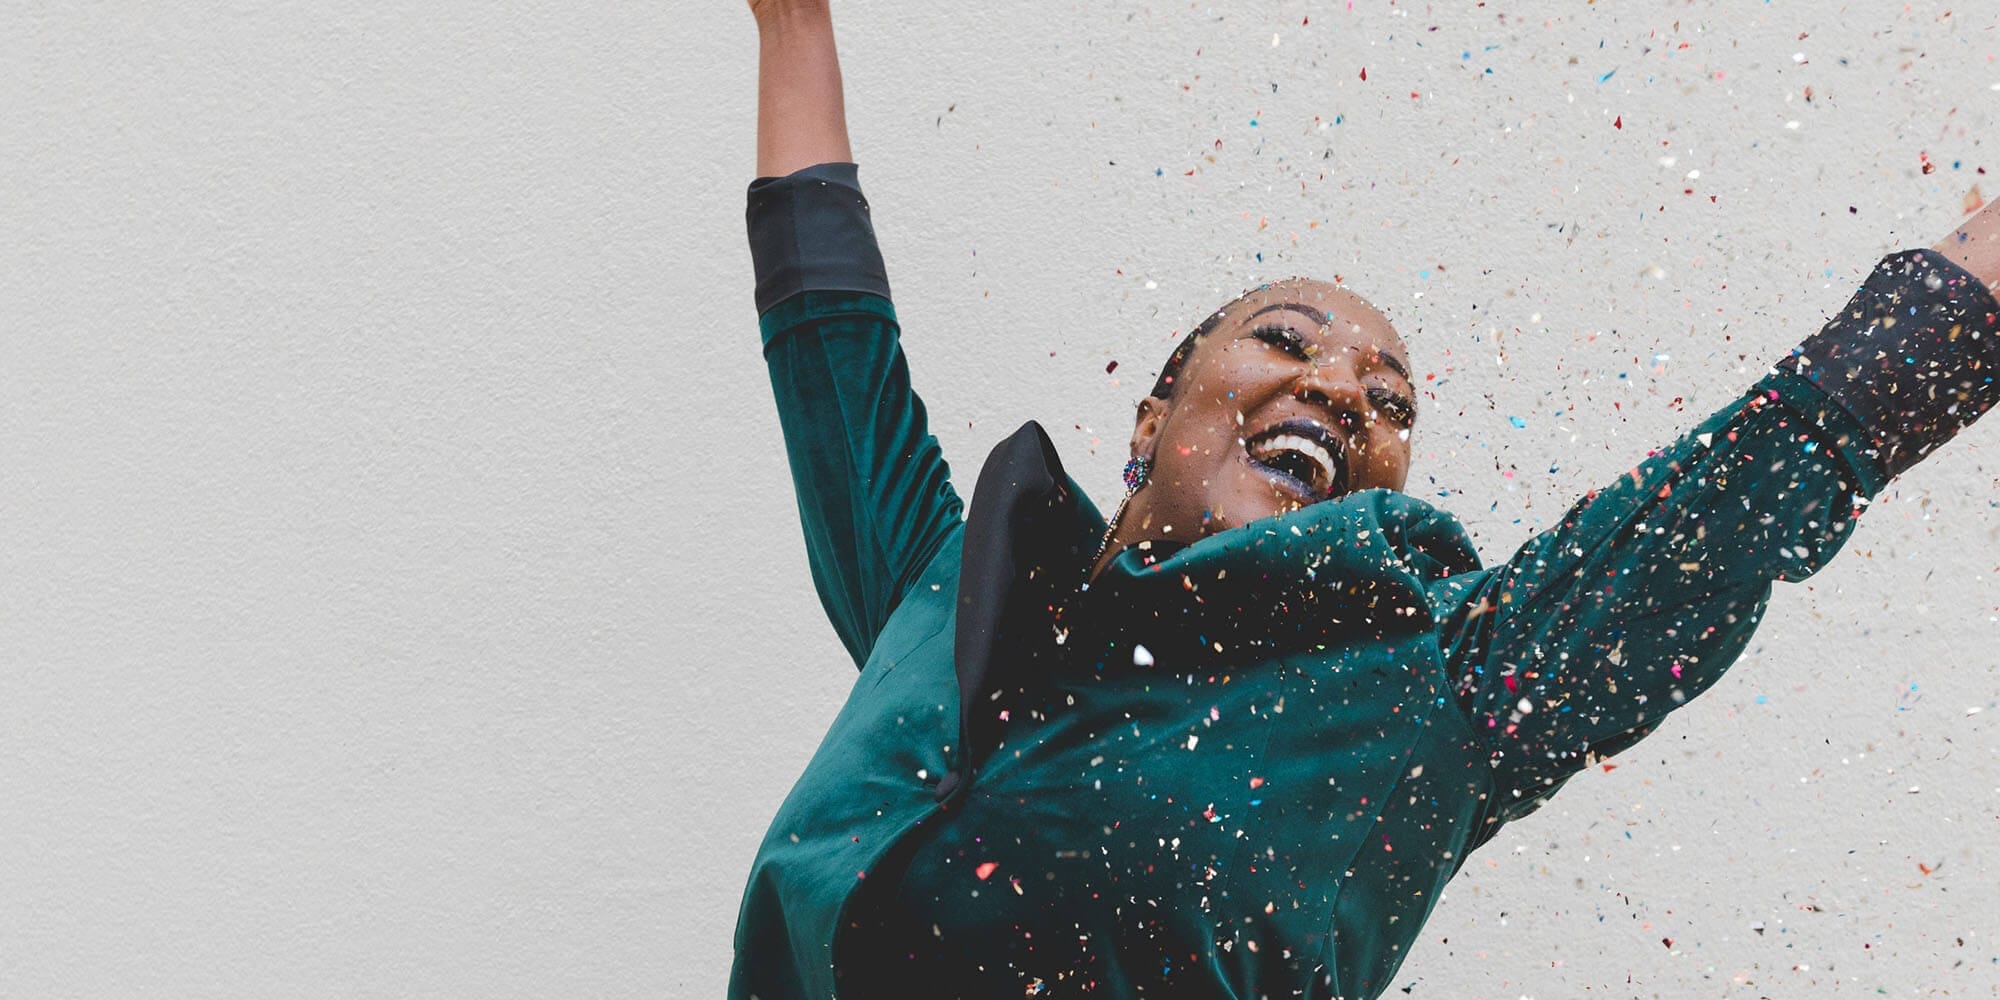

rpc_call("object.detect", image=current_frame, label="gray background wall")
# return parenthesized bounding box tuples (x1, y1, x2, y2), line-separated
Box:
(3, 2, 1997, 997)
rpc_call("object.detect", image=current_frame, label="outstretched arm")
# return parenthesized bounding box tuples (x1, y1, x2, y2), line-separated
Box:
(752, 0, 851, 177)
(1433, 205, 2000, 833)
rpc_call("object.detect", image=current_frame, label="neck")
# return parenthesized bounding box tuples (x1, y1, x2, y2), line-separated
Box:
(1085, 490, 1151, 587)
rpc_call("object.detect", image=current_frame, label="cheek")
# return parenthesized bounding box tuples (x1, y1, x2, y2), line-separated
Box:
(1358, 421, 1413, 470)
(1164, 401, 1252, 460)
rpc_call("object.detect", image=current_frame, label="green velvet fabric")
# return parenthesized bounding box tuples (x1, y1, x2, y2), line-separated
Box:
(732, 287, 1887, 1000)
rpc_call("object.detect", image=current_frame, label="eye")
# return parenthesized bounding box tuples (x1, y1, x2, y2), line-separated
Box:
(1252, 324, 1312, 359)
(1367, 386, 1417, 427)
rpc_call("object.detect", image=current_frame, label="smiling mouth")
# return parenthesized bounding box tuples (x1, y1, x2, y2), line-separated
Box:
(1244, 419, 1348, 502)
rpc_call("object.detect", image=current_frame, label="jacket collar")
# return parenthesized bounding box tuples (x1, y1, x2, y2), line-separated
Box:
(950, 421, 1102, 784)
(944, 419, 1482, 795)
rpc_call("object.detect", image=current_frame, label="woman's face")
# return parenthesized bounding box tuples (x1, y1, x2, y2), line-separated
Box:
(1106, 279, 1417, 560)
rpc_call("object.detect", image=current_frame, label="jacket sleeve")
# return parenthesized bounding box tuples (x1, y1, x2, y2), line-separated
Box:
(1429, 248, 2000, 828)
(747, 162, 965, 669)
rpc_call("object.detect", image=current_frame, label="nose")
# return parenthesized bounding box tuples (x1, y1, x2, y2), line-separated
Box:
(1290, 362, 1375, 435)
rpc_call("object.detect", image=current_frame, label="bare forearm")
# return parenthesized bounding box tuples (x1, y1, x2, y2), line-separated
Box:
(754, 2, 853, 177)
(1932, 194, 2000, 294)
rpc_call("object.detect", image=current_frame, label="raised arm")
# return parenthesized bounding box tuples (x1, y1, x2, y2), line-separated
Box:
(752, 0, 851, 177)
(746, 1, 965, 669)
(1431, 216, 2000, 834)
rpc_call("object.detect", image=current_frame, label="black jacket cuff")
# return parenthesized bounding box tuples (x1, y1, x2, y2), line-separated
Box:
(746, 162, 892, 315)
(1773, 248, 2000, 481)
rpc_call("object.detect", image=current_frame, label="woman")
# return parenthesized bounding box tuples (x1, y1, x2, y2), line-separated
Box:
(734, 2, 2000, 997)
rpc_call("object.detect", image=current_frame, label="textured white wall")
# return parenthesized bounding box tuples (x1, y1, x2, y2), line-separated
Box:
(3, 3, 1996, 998)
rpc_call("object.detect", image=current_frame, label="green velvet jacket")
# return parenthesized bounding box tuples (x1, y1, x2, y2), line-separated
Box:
(730, 164, 1999, 1000)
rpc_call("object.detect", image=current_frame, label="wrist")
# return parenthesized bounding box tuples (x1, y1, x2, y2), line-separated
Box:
(1932, 195, 2000, 293)
(752, 1, 833, 37)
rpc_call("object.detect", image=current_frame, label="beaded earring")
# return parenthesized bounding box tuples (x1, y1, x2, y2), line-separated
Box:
(1122, 456, 1151, 492)
(1088, 456, 1152, 574)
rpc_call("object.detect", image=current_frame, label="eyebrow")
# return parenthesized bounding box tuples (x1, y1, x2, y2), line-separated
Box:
(1246, 302, 1413, 381)
(1249, 301, 1328, 327)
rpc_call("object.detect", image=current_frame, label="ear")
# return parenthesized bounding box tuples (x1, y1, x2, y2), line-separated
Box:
(1129, 395, 1169, 461)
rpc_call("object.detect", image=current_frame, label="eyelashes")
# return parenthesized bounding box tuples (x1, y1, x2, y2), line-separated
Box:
(1366, 387, 1417, 427)
(1252, 324, 1311, 357)
(1250, 325, 1418, 427)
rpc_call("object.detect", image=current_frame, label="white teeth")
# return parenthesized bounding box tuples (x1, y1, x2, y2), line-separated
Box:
(1249, 433, 1337, 493)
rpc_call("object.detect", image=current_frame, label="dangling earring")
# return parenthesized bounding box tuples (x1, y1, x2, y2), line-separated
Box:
(1089, 456, 1151, 574)
(1122, 456, 1152, 493)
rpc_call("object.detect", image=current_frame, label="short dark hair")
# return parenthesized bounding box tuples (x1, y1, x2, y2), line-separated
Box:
(1145, 303, 1236, 403)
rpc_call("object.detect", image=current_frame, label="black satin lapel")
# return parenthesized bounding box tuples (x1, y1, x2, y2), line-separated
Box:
(939, 420, 1068, 801)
